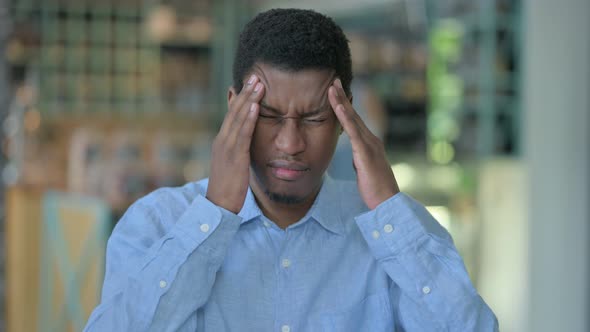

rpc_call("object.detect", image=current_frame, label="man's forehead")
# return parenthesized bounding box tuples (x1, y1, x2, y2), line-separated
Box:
(259, 99, 331, 115)
(249, 63, 336, 84)
(248, 63, 336, 114)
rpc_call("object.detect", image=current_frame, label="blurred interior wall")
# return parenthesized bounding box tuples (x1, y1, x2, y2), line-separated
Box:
(477, 159, 527, 332)
(523, 0, 590, 331)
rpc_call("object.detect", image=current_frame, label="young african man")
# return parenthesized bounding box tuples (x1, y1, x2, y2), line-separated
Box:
(85, 8, 498, 331)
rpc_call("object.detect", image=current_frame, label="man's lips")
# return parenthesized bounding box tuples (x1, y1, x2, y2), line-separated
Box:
(268, 160, 309, 181)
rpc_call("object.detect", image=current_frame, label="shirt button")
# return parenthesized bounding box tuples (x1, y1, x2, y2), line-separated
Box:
(281, 258, 291, 268)
(422, 286, 431, 294)
(263, 221, 271, 228)
(384, 224, 394, 233)
(281, 325, 291, 332)
(200, 224, 210, 233)
(159, 280, 167, 288)
(372, 230, 380, 239)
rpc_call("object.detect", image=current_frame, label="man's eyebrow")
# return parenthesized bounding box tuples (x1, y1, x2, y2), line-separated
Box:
(301, 105, 330, 117)
(259, 102, 330, 117)
(259, 102, 283, 114)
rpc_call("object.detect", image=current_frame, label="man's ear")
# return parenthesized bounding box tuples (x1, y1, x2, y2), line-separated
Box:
(228, 86, 237, 105)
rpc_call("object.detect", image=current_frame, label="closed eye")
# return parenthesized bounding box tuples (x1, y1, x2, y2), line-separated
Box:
(303, 118, 327, 123)
(259, 114, 282, 119)
(258, 113, 329, 126)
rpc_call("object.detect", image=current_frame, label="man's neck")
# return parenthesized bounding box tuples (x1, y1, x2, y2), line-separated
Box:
(250, 185, 319, 230)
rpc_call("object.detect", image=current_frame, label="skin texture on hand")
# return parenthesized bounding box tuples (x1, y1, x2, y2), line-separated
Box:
(207, 71, 399, 217)
(206, 75, 264, 213)
(328, 78, 400, 210)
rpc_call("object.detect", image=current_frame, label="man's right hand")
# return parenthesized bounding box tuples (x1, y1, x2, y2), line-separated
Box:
(206, 75, 264, 214)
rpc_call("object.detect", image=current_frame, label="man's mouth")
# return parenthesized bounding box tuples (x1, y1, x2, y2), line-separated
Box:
(268, 160, 310, 181)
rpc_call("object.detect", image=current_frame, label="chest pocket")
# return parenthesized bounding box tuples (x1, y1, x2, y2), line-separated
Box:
(321, 291, 394, 332)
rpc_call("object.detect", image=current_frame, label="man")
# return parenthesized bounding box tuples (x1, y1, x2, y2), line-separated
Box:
(85, 8, 498, 331)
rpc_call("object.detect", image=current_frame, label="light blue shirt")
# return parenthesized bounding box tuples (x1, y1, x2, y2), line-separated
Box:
(84, 176, 498, 331)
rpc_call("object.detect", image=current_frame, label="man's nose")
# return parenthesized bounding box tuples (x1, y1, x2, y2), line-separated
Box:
(274, 119, 306, 155)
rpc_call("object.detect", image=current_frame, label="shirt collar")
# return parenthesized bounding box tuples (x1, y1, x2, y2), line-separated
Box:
(238, 187, 263, 223)
(310, 174, 344, 235)
(238, 175, 345, 235)
(308, 175, 345, 235)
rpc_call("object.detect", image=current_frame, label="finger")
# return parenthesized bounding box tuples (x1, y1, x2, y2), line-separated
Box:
(333, 79, 366, 127)
(235, 102, 260, 151)
(220, 75, 259, 137)
(328, 85, 362, 141)
(229, 74, 259, 110)
(232, 82, 265, 129)
(220, 75, 258, 137)
(227, 82, 265, 146)
(329, 80, 373, 139)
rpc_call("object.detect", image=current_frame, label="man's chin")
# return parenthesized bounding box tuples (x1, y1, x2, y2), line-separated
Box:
(264, 189, 305, 205)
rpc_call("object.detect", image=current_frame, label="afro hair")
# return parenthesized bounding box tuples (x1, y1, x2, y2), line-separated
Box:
(232, 8, 353, 95)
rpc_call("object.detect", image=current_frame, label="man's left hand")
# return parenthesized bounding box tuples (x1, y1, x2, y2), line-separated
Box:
(328, 78, 400, 210)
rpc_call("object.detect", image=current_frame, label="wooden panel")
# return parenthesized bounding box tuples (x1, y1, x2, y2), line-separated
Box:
(5, 187, 110, 332)
(40, 191, 110, 332)
(5, 187, 43, 332)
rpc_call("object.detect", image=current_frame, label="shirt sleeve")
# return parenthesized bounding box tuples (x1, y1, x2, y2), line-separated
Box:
(355, 193, 499, 331)
(83, 194, 241, 332)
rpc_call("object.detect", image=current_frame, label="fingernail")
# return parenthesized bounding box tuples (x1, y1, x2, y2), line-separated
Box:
(333, 86, 339, 97)
(254, 82, 262, 92)
(247, 75, 256, 85)
(336, 78, 343, 89)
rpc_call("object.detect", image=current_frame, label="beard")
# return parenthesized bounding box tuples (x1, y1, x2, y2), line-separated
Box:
(263, 189, 306, 205)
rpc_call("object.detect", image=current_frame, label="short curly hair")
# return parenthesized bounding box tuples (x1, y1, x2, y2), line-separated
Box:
(232, 8, 352, 95)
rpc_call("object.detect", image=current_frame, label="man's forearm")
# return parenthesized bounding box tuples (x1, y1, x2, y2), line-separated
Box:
(356, 193, 499, 331)
(84, 194, 241, 331)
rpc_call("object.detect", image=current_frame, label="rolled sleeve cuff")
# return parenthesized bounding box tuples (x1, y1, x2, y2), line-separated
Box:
(355, 192, 443, 260)
(171, 194, 242, 261)
(133, 195, 243, 315)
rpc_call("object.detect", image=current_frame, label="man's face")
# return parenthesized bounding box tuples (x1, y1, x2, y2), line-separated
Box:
(243, 63, 342, 204)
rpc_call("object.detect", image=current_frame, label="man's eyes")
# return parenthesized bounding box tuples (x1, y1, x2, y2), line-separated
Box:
(303, 118, 326, 123)
(259, 114, 281, 119)
(258, 114, 327, 123)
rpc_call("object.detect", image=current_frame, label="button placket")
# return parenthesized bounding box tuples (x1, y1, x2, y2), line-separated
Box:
(277, 229, 295, 331)
(281, 258, 291, 268)
(384, 224, 394, 233)
(200, 223, 210, 233)
(372, 230, 380, 239)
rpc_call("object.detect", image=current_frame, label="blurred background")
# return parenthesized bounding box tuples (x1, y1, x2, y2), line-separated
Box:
(0, 0, 588, 331)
